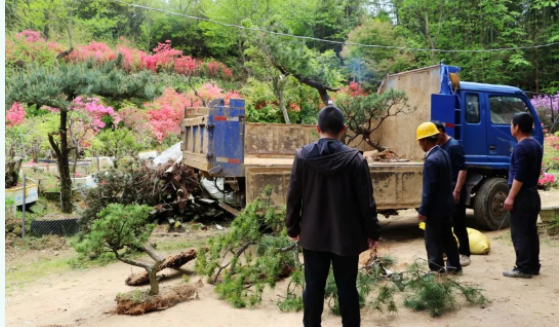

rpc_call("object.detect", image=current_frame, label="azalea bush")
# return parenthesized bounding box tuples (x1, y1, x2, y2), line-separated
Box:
(5, 30, 63, 70)
(5, 102, 26, 127)
(543, 132, 559, 173)
(6, 31, 233, 80)
(531, 93, 559, 133)
(121, 84, 241, 144)
(538, 172, 557, 189)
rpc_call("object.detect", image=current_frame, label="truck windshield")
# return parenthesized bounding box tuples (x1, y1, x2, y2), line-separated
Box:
(489, 96, 529, 125)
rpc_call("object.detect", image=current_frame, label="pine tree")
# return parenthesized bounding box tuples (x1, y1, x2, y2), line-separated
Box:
(74, 203, 164, 295)
(6, 57, 164, 212)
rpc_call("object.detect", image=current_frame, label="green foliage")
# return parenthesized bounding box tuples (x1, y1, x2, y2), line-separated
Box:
(196, 188, 296, 308)
(341, 18, 415, 89)
(74, 203, 154, 259)
(336, 89, 412, 147)
(96, 128, 144, 168)
(279, 256, 488, 317)
(6, 57, 165, 110)
(5, 198, 16, 208)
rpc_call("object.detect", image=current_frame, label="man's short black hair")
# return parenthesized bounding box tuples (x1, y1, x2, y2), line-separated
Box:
(432, 120, 445, 133)
(512, 112, 534, 134)
(318, 106, 345, 135)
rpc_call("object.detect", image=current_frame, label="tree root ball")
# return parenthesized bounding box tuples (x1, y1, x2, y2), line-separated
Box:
(115, 283, 201, 315)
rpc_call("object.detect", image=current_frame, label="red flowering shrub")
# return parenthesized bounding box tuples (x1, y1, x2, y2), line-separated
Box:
(5, 102, 26, 127)
(175, 56, 202, 75)
(144, 88, 189, 142)
(543, 132, 559, 173)
(16, 30, 43, 42)
(68, 42, 116, 63)
(337, 82, 367, 97)
(289, 103, 301, 112)
(6, 32, 234, 81)
(142, 40, 182, 72)
(6, 30, 58, 67)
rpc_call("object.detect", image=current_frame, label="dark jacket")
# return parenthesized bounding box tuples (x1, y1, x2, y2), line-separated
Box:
(285, 138, 380, 256)
(418, 146, 455, 218)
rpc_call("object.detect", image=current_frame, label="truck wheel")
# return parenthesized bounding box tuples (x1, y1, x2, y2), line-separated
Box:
(473, 177, 510, 230)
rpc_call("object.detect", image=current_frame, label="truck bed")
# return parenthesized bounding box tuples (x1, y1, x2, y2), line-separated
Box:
(244, 157, 423, 211)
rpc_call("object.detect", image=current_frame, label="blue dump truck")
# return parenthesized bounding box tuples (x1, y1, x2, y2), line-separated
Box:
(181, 64, 543, 230)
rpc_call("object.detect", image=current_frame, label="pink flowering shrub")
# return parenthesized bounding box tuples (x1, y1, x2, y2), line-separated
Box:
(538, 172, 557, 189)
(71, 96, 120, 131)
(6, 30, 58, 67)
(543, 133, 559, 172)
(6, 32, 234, 80)
(119, 107, 151, 133)
(336, 82, 367, 97)
(68, 42, 116, 63)
(6, 102, 26, 127)
(40, 97, 118, 150)
(204, 60, 233, 78)
(223, 90, 242, 105)
(16, 30, 43, 42)
(142, 40, 182, 72)
(289, 103, 301, 112)
(531, 93, 559, 114)
(144, 88, 189, 142)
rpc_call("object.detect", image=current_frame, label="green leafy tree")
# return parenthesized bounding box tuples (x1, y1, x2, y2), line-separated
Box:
(341, 18, 415, 89)
(74, 203, 164, 294)
(97, 128, 144, 169)
(244, 16, 345, 106)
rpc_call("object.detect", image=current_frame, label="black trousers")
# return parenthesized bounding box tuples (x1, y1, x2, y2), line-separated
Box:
(510, 187, 541, 274)
(453, 185, 471, 256)
(302, 249, 360, 327)
(424, 215, 461, 272)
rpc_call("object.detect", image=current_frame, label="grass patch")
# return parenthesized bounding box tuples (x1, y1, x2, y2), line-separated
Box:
(25, 234, 70, 251)
(6, 255, 71, 292)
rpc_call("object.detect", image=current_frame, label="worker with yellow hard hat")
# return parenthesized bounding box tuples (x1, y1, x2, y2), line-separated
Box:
(416, 122, 461, 274)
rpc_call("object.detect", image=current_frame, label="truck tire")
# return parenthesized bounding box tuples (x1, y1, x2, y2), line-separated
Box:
(473, 177, 510, 230)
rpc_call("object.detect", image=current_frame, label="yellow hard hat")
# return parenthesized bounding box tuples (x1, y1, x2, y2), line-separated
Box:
(416, 122, 439, 140)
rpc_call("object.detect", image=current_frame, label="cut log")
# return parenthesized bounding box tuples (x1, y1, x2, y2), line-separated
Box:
(218, 202, 240, 216)
(125, 248, 197, 286)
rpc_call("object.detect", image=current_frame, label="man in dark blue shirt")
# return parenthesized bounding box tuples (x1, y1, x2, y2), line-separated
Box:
(433, 121, 471, 267)
(416, 122, 461, 274)
(503, 112, 543, 279)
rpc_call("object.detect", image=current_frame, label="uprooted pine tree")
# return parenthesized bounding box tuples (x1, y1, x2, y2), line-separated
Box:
(196, 188, 490, 316)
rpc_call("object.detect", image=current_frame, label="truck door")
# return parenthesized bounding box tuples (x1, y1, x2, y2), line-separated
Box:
(461, 93, 487, 161)
(485, 94, 531, 162)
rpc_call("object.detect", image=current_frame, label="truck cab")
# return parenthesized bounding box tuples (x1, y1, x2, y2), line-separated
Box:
(432, 64, 544, 229)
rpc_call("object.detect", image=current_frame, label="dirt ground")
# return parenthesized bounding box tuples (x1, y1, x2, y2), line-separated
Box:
(5, 190, 559, 327)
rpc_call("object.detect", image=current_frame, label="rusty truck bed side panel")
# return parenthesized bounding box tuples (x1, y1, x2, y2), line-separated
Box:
(244, 123, 318, 158)
(245, 160, 423, 210)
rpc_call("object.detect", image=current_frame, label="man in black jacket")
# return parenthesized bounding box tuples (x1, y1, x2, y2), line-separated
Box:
(286, 106, 380, 327)
(416, 122, 461, 274)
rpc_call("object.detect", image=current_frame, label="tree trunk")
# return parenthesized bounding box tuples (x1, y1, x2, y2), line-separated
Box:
(125, 249, 198, 286)
(73, 147, 79, 177)
(147, 266, 160, 295)
(364, 136, 387, 152)
(318, 89, 330, 106)
(278, 88, 290, 124)
(53, 109, 73, 213)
